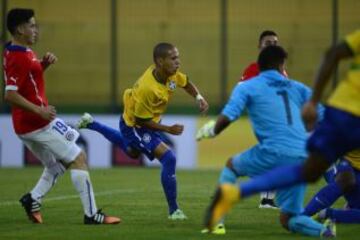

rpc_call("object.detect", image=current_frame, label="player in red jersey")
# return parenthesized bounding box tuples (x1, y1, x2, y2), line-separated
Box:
(241, 30, 287, 209)
(3, 8, 120, 225)
(240, 30, 288, 82)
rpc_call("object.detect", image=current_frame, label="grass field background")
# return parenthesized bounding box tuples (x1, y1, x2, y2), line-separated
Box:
(0, 167, 359, 240)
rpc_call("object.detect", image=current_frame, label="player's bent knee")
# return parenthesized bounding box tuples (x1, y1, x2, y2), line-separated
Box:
(159, 150, 176, 169)
(279, 212, 291, 230)
(46, 161, 66, 178)
(69, 151, 88, 170)
(303, 153, 330, 183)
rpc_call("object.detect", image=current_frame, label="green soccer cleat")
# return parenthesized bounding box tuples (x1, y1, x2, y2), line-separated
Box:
(168, 209, 187, 220)
(77, 112, 93, 129)
(201, 223, 226, 235)
(321, 219, 336, 238)
(204, 184, 240, 231)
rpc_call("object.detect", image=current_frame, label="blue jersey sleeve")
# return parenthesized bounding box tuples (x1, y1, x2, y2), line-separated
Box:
(221, 83, 249, 121)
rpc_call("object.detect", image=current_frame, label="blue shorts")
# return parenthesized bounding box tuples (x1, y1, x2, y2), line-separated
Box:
(119, 117, 163, 160)
(232, 146, 306, 214)
(307, 106, 360, 164)
(334, 159, 360, 209)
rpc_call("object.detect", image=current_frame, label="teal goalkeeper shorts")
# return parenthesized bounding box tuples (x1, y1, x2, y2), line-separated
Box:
(232, 145, 306, 215)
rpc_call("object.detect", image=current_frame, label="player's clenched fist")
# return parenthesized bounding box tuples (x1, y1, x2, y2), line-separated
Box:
(41, 52, 58, 69)
(38, 105, 56, 121)
(167, 124, 184, 135)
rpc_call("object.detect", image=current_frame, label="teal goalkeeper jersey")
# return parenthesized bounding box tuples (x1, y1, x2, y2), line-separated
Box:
(222, 70, 322, 158)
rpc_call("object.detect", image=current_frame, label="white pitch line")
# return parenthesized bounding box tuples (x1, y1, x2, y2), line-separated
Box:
(0, 189, 136, 207)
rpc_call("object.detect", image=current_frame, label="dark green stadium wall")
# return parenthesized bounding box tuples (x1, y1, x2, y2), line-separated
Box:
(0, 0, 359, 113)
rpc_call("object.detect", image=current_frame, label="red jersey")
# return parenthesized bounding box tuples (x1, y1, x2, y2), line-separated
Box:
(3, 43, 50, 134)
(240, 62, 288, 81)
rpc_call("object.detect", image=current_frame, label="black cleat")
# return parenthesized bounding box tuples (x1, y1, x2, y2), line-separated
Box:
(84, 209, 121, 225)
(19, 193, 43, 223)
(259, 198, 278, 209)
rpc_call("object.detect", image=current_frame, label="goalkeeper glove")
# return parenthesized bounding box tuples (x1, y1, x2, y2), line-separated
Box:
(196, 120, 216, 141)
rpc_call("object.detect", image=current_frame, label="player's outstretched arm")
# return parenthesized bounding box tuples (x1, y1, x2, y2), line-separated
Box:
(183, 81, 209, 114)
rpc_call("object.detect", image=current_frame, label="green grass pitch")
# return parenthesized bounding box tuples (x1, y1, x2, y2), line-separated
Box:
(0, 167, 359, 240)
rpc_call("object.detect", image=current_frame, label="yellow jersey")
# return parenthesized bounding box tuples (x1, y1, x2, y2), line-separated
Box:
(328, 30, 360, 116)
(122, 65, 188, 127)
(344, 149, 360, 171)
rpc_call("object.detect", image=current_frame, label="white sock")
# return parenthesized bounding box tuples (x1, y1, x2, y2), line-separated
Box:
(260, 191, 275, 200)
(260, 192, 268, 199)
(267, 191, 275, 199)
(31, 168, 61, 203)
(70, 169, 97, 217)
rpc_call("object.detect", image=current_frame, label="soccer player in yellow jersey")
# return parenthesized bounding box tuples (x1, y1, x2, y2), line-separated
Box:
(301, 29, 360, 178)
(203, 30, 360, 237)
(77, 42, 209, 220)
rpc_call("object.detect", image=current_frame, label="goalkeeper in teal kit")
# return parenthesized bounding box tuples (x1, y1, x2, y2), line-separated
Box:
(197, 45, 335, 237)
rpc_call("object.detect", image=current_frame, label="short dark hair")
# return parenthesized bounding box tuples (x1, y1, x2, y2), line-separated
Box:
(259, 30, 277, 43)
(257, 45, 288, 71)
(6, 8, 34, 35)
(153, 42, 175, 62)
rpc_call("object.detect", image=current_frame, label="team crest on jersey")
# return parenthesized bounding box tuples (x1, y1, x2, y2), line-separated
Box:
(168, 80, 177, 90)
(143, 133, 152, 143)
(65, 131, 75, 142)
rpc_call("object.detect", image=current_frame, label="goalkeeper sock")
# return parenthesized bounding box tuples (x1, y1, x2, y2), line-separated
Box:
(303, 182, 342, 216)
(219, 167, 238, 184)
(159, 150, 178, 214)
(88, 121, 127, 152)
(288, 215, 325, 237)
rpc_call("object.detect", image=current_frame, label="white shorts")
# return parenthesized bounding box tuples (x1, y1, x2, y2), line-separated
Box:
(19, 118, 82, 167)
